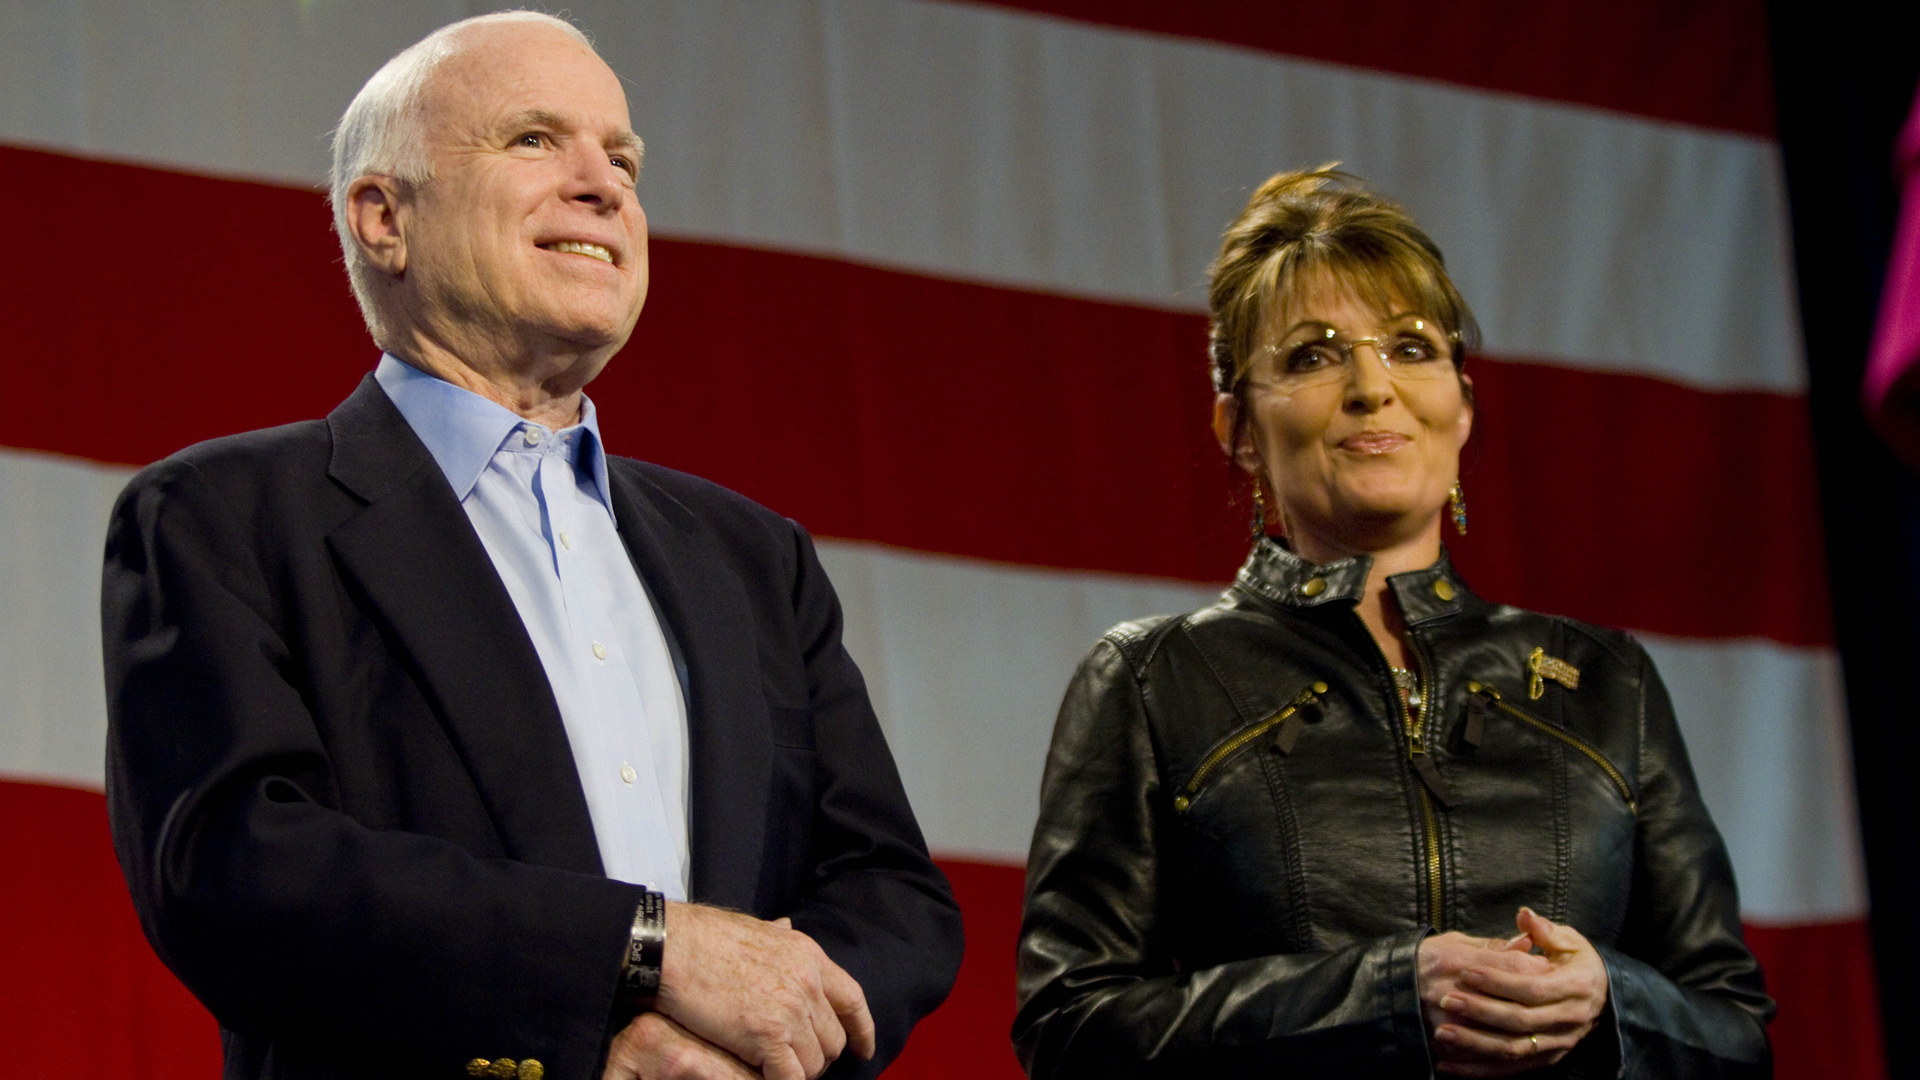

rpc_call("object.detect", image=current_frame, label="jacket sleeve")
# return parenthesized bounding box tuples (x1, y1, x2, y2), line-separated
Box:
(1013, 636, 1435, 1079)
(779, 523, 965, 1078)
(103, 459, 642, 1080)
(1596, 648, 1775, 1078)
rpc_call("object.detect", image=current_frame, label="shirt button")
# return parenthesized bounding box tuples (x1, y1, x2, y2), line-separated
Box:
(559, 530, 572, 549)
(620, 763, 637, 785)
(592, 641, 608, 661)
(523, 427, 542, 446)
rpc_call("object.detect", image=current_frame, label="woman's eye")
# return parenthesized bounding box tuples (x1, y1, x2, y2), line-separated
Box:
(1287, 344, 1340, 372)
(1389, 335, 1440, 362)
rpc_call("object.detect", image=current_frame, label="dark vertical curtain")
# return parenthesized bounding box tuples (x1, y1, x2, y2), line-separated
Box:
(1768, 5, 1920, 1073)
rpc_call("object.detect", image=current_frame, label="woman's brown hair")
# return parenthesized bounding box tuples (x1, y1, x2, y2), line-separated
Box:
(1207, 165, 1480, 398)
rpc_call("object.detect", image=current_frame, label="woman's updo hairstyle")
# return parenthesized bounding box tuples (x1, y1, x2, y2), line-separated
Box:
(1207, 165, 1480, 398)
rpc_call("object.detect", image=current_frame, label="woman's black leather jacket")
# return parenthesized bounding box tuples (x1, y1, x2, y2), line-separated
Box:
(1014, 540, 1773, 1078)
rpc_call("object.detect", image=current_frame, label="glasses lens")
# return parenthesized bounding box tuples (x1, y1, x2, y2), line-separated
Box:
(1375, 333, 1453, 378)
(1250, 326, 1455, 390)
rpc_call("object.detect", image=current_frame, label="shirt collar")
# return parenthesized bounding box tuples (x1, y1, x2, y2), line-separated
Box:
(373, 352, 614, 507)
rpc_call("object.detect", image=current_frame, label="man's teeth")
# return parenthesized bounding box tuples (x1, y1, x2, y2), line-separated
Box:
(545, 241, 614, 263)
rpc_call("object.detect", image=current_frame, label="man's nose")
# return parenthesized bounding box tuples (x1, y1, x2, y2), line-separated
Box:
(562, 147, 626, 211)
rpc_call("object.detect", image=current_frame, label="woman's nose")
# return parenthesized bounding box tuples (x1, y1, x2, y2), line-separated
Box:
(1343, 343, 1395, 411)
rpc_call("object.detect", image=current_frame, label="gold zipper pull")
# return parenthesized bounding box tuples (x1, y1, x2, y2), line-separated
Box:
(1410, 751, 1457, 808)
(1463, 683, 1493, 747)
(1175, 680, 1329, 812)
(1272, 681, 1329, 756)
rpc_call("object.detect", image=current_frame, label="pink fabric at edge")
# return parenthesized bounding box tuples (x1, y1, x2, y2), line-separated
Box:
(1865, 87, 1920, 468)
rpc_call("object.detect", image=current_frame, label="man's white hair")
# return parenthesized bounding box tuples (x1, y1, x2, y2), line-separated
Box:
(328, 11, 595, 339)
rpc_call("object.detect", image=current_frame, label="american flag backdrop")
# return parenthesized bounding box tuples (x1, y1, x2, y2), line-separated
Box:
(0, 1, 1877, 1077)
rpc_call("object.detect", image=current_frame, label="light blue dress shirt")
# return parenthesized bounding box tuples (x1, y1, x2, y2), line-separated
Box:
(375, 354, 689, 899)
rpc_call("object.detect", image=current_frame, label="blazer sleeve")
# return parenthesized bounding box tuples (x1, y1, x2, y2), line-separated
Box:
(1013, 636, 1435, 1079)
(103, 458, 642, 1080)
(1593, 648, 1774, 1077)
(778, 523, 965, 1078)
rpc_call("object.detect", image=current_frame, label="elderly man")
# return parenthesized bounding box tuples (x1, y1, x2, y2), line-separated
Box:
(101, 13, 961, 1080)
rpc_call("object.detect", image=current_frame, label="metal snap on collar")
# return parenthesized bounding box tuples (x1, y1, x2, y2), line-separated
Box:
(1299, 577, 1327, 598)
(1432, 579, 1456, 601)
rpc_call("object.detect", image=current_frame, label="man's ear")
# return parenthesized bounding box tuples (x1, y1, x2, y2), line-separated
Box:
(1211, 393, 1263, 474)
(344, 175, 409, 277)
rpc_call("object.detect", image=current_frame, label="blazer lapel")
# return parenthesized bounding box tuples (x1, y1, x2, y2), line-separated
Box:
(323, 376, 603, 875)
(605, 464, 771, 910)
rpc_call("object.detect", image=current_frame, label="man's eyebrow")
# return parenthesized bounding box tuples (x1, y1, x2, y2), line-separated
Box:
(499, 108, 569, 135)
(499, 109, 642, 158)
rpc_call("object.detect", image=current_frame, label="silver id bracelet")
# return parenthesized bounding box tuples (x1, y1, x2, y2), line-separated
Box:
(619, 890, 667, 1013)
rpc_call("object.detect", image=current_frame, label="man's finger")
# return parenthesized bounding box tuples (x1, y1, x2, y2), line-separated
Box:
(604, 1013, 762, 1080)
(803, 974, 850, 1067)
(821, 957, 877, 1060)
(760, 1044, 810, 1080)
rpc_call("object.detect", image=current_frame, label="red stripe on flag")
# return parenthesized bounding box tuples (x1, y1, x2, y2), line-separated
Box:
(887, 860, 1027, 1079)
(0, 780, 222, 1079)
(0, 145, 1829, 644)
(617, 239, 1833, 645)
(0, 782, 1878, 1078)
(956, 0, 1775, 137)
(1741, 921, 1885, 1080)
(895, 857, 1887, 1080)
(1454, 360, 1831, 644)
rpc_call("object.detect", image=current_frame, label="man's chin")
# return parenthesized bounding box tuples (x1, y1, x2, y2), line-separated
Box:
(531, 310, 641, 356)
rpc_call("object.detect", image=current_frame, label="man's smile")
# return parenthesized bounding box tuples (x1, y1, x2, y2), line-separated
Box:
(542, 240, 615, 264)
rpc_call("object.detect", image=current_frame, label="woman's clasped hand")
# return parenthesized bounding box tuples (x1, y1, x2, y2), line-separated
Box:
(1419, 908, 1609, 1077)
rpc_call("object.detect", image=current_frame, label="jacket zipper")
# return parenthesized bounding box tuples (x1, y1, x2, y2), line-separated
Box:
(1173, 680, 1328, 813)
(1398, 638, 1447, 930)
(1466, 682, 1637, 813)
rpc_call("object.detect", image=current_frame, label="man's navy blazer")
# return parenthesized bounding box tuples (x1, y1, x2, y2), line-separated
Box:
(101, 375, 962, 1080)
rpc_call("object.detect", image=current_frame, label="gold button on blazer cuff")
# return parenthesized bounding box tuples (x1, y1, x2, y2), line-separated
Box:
(467, 1058, 542, 1080)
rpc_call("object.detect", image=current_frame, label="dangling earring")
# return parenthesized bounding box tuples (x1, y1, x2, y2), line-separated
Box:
(1251, 482, 1268, 540)
(1449, 481, 1468, 536)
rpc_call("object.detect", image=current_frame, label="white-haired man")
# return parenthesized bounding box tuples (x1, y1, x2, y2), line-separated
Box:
(102, 13, 961, 1080)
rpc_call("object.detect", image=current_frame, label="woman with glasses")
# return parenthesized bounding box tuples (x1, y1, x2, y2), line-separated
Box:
(1013, 168, 1772, 1078)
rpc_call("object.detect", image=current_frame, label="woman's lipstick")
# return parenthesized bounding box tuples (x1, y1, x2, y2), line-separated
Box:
(1340, 431, 1410, 454)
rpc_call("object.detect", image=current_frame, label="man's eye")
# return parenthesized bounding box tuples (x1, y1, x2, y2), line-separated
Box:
(515, 133, 545, 149)
(610, 155, 634, 176)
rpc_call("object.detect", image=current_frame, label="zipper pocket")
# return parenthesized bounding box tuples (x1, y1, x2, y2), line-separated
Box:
(1174, 680, 1327, 814)
(1466, 682, 1637, 813)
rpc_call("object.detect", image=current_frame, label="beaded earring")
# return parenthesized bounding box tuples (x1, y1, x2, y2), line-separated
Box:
(1448, 481, 1468, 536)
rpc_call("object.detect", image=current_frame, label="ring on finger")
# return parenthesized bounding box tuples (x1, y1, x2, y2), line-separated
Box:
(1529, 1034, 1539, 1053)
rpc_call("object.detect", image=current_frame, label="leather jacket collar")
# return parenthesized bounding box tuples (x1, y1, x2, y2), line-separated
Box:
(1232, 537, 1469, 627)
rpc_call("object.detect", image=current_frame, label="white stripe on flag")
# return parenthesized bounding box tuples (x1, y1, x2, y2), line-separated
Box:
(0, 0, 1798, 392)
(0, 449, 128, 792)
(816, 537, 1865, 922)
(0, 441, 1860, 921)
